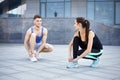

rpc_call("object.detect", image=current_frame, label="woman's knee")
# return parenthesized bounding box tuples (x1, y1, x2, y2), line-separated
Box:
(73, 37, 80, 42)
(73, 37, 80, 47)
(77, 49, 85, 56)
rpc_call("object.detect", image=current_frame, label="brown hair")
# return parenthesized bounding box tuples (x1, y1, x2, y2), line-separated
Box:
(33, 15, 42, 20)
(76, 17, 90, 43)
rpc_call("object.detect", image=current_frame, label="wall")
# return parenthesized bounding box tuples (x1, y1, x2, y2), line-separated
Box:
(71, 0, 86, 17)
(0, 18, 120, 45)
(0, 0, 120, 45)
(24, 0, 39, 18)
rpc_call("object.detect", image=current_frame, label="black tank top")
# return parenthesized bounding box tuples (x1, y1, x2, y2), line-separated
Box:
(78, 31, 103, 50)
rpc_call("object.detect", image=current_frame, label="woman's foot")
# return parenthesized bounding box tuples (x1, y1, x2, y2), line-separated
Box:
(66, 61, 79, 68)
(91, 58, 99, 67)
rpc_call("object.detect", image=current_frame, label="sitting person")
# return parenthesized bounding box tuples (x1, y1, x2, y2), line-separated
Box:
(24, 15, 53, 62)
(67, 17, 103, 68)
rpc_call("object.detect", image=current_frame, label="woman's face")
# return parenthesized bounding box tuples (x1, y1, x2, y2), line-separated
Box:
(74, 20, 81, 30)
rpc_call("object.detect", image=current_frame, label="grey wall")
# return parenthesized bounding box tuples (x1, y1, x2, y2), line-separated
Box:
(90, 22, 120, 45)
(0, 18, 120, 45)
(71, 0, 86, 17)
(24, 0, 39, 18)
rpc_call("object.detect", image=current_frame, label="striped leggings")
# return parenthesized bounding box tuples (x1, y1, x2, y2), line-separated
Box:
(73, 37, 103, 60)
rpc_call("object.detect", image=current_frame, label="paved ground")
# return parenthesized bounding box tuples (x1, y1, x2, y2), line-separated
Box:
(0, 44, 120, 80)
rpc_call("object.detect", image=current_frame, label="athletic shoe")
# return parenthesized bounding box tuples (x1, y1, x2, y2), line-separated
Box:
(66, 61, 79, 68)
(30, 57, 37, 62)
(91, 58, 99, 67)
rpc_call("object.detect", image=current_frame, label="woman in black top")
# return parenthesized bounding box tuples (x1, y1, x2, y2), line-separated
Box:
(67, 17, 103, 68)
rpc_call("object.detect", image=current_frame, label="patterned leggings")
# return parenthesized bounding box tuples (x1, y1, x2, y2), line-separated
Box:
(73, 37, 103, 60)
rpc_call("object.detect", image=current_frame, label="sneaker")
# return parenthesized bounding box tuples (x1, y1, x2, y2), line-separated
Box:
(30, 57, 37, 62)
(91, 58, 99, 67)
(66, 61, 79, 68)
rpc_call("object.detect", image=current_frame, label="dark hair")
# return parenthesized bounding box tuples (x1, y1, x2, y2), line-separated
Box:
(33, 15, 42, 20)
(76, 17, 90, 43)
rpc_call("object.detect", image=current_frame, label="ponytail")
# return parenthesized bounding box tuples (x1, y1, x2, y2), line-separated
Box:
(76, 17, 90, 44)
(84, 20, 90, 44)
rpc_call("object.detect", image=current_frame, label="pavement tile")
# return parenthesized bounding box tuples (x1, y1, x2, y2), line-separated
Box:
(0, 44, 120, 80)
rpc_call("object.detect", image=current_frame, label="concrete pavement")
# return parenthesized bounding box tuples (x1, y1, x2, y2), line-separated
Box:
(0, 44, 120, 80)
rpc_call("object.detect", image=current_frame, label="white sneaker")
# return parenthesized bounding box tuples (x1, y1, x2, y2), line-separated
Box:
(30, 57, 37, 62)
